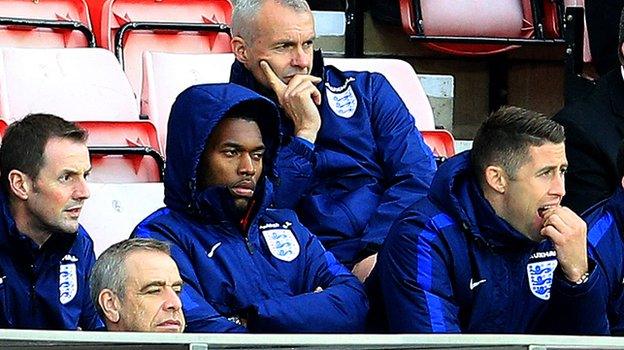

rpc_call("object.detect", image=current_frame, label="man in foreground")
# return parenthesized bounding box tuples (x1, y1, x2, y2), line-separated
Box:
(90, 238, 185, 333)
(367, 106, 608, 334)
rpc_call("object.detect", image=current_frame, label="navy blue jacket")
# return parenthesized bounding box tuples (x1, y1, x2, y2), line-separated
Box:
(230, 52, 436, 265)
(132, 83, 368, 333)
(584, 186, 624, 334)
(367, 151, 609, 334)
(0, 192, 102, 330)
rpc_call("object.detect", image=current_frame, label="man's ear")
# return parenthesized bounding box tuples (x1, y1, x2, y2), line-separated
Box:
(231, 36, 249, 64)
(484, 165, 508, 194)
(99, 289, 121, 323)
(8, 170, 30, 200)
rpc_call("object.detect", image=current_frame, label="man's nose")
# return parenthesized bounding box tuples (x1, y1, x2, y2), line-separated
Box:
(291, 45, 310, 69)
(73, 176, 90, 200)
(238, 153, 256, 176)
(163, 287, 182, 311)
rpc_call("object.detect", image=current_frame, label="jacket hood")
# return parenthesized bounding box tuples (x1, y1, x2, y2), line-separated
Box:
(164, 83, 280, 216)
(429, 151, 533, 248)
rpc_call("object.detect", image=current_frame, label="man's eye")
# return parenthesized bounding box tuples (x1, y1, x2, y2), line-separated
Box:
(146, 288, 161, 295)
(59, 174, 71, 183)
(251, 152, 264, 161)
(223, 150, 237, 157)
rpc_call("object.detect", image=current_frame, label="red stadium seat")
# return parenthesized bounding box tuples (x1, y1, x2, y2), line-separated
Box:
(0, 0, 94, 48)
(0, 47, 138, 123)
(398, 0, 562, 56)
(100, 0, 233, 94)
(77, 121, 163, 183)
(421, 129, 456, 163)
(85, 0, 106, 46)
(141, 51, 235, 153)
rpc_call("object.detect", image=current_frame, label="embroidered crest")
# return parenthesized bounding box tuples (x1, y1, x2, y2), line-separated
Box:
(261, 227, 300, 262)
(325, 79, 358, 119)
(59, 263, 78, 304)
(527, 259, 558, 300)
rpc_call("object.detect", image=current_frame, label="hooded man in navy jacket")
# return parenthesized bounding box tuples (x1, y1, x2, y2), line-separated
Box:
(229, 0, 436, 279)
(367, 106, 609, 334)
(132, 83, 368, 333)
(0, 113, 102, 330)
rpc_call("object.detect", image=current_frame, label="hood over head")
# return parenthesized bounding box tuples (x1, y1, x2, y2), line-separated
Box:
(163, 83, 280, 215)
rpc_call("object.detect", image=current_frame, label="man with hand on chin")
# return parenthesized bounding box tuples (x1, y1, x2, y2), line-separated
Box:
(133, 83, 367, 333)
(229, 0, 436, 280)
(366, 106, 608, 334)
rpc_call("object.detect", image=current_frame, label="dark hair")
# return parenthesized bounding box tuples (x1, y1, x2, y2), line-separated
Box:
(471, 106, 565, 183)
(0, 113, 87, 194)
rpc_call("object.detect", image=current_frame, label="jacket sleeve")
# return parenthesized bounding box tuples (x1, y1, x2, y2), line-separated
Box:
(538, 258, 610, 335)
(271, 136, 315, 209)
(358, 74, 436, 259)
(376, 215, 461, 333)
(79, 242, 105, 330)
(247, 222, 368, 333)
(133, 224, 247, 333)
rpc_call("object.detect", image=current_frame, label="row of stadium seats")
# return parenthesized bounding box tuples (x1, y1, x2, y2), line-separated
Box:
(0, 46, 454, 181)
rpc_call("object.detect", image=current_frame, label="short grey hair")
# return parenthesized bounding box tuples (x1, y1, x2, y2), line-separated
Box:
(231, 0, 311, 42)
(89, 238, 171, 317)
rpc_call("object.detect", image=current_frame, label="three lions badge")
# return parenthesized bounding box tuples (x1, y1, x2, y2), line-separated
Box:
(527, 257, 558, 301)
(59, 254, 78, 305)
(261, 222, 300, 262)
(326, 77, 358, 119)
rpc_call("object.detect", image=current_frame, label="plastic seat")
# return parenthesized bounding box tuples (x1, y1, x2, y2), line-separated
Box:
(141, 51, 234, 152)
(77, 121, 163, 183)
(80, 182, 164, 256)
(421, 129, 456, 164)
(0, 47, 138, 123)
(399, 0, 563, 56)
(0, 0, 94, 48)
(101, 0, 233, 94)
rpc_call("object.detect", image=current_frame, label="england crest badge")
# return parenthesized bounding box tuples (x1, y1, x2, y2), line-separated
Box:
(325, 78, 358, 119)
(59, 260, 78, 305)
(261, 226, 300, 262)
(526, 259, 558, 300)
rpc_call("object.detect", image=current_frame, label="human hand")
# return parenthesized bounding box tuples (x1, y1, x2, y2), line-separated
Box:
(351, 253, 377, 283)
(260, 60, 322, 143)
(540, 206, 588, 282)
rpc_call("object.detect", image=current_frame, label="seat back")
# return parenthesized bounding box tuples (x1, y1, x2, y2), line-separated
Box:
(0, 47, 139, 123)
(80, 182, 164, 256)
(77, 121, 163, 183)
(0, 0, 93, 48)
(399, 0, 548, 56)
(421, 129, 455, 164)
(141, 51, 235, 153)
(325, 57, 435, 130)
(101, 0, 232, 94)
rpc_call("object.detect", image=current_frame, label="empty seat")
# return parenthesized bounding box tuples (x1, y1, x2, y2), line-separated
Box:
(399, 0, 562, 56)
(421, 129, 456, 164)
(100, 0, 232, 94)
(141, 51, 234, 151)
(0, 0, 94, 48)
(77, 121, 163, 183)
(80, 182, 164, 256)
(0, 47, 139, 123)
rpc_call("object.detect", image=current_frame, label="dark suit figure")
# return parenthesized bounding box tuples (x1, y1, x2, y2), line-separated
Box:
(553, 68, 624, 214)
